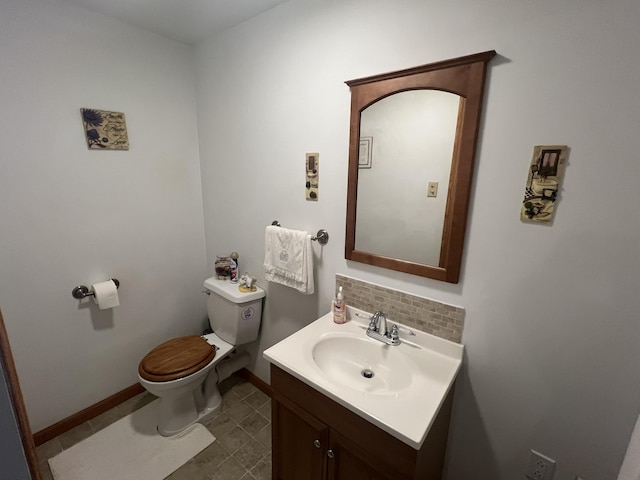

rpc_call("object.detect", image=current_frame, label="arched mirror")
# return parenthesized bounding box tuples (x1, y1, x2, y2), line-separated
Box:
(345, 51, 496, 283)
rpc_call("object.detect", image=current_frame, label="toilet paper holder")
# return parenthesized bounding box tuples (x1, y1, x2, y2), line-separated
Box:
(72, 279, 120, 299)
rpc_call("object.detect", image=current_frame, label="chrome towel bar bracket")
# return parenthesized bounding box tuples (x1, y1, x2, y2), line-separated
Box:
(312, 229, 329, 245)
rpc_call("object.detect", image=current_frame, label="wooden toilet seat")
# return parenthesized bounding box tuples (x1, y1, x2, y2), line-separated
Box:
(138, 335, 216, 382)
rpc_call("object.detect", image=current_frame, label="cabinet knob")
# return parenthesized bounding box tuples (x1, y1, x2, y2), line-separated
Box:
(327, 449, 335, 459)
(314, 439, 321, 448)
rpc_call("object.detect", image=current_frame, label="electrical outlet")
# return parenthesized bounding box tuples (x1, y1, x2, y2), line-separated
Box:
(525, 450, 556, 480)
(427, 181, 438, 197)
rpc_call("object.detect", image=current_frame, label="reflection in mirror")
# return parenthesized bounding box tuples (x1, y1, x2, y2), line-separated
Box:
(345, 51, 496, 283)
(355, 90, 460, 265)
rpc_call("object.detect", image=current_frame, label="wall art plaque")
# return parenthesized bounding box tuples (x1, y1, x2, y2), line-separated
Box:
(521, 145, 569, 223)
(81, 108, 129, 150)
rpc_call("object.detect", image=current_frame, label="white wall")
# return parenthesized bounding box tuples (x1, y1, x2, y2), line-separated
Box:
(195, 1, 640, 479)
(1, 0, 638, 478)
(0, 0, 207, 431)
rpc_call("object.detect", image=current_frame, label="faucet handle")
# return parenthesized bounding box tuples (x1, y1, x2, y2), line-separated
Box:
(368, 311, 383, 331)
(389, 324, 399, 343)
(368, 314, 378, 331)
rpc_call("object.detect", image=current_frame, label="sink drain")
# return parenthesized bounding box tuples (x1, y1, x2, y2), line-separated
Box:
(361, 369, 375, 379)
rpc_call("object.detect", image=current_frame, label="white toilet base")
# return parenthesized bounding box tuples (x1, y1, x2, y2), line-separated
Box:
(156, 379, 223, 437)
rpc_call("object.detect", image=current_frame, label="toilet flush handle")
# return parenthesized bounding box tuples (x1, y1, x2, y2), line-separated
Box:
(202, 289, 211, 296)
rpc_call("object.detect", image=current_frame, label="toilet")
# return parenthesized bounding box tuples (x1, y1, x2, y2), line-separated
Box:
(138, 276, 265, 436)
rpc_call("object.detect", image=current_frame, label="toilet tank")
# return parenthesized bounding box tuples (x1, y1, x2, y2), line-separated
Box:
(203, 277, 265, 346)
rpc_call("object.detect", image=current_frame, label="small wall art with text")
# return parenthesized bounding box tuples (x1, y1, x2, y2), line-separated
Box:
(81, 108, 129, 150)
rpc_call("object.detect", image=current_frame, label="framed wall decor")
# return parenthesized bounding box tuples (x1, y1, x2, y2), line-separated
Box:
(521, 145, 569, 223)
(358, 136, 372, 168)
(81, 108, 129, 150)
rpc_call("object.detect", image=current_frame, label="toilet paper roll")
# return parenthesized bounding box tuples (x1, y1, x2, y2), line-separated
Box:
(91, 280, 120, 310)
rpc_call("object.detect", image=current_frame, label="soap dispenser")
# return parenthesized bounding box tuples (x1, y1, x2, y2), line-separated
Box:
(333, 286, 346, 324)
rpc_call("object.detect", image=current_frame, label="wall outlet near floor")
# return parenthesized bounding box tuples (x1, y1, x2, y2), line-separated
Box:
(525, 450, 556, 480)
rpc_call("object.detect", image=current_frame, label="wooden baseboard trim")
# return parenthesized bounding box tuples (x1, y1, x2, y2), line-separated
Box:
(33, 369, 268, 446)
(237, 367, 272, 397)
(33, 382, 144, 446)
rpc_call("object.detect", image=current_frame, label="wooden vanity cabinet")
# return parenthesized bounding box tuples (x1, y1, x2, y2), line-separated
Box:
(270, 365, 454, 480)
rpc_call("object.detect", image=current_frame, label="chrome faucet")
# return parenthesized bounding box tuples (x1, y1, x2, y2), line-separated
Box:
(373, 311, 387, 335)
(366, 311, 400, 346)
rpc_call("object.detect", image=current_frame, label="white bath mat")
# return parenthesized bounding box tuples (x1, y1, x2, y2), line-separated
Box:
(49, 400, 214, 480)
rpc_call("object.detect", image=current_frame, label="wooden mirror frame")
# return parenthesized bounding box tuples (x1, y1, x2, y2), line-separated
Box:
(345, 50, 496, 283)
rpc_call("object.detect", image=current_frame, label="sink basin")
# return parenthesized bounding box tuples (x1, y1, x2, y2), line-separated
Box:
(263, 308, 464, 448)
(312, 333, 413, 395)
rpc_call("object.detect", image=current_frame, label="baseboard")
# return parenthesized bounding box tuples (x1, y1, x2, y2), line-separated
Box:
(33, 383, 144, 446)
(237, 367, 272, 397)
(33, 368, 270, 446)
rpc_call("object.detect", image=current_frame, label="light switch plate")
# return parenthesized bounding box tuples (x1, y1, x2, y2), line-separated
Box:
(428, 182, 438, 197)
(306, 152, 319, 201)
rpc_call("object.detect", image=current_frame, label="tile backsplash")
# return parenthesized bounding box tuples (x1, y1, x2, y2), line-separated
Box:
(336, 275, 465, 343)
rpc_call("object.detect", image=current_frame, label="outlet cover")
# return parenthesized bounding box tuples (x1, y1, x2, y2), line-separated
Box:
(525, 450, 556, 480)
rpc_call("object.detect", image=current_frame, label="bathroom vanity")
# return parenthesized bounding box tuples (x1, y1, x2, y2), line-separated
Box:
(263, 310, 463, 480)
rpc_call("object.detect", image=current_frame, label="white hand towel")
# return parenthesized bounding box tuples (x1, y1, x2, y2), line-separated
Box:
(264, 226, 314, 294)
(618, 415, 640, 480)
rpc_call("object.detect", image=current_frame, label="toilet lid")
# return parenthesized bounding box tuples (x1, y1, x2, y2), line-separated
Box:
(138, 335, 216, 382)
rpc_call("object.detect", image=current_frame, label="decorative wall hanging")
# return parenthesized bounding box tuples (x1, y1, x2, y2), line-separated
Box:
(521, 145, 569, 222)
(81, 108, 129, 150)
(305, 152, 319, 201)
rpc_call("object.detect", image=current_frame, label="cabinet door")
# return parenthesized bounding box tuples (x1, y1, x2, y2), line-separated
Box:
(272, 396, 329, 480)
(327, 430, 400, 480)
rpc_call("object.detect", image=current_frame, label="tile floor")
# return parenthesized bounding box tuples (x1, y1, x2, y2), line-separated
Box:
(36, 374, 272, 480)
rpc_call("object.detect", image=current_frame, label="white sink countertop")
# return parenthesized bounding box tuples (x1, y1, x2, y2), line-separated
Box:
(263, 307, 464, 449)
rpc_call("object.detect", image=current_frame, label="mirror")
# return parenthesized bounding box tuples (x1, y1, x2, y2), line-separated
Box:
(356, 89, 460, 265)
(345, 51, 496, 283)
